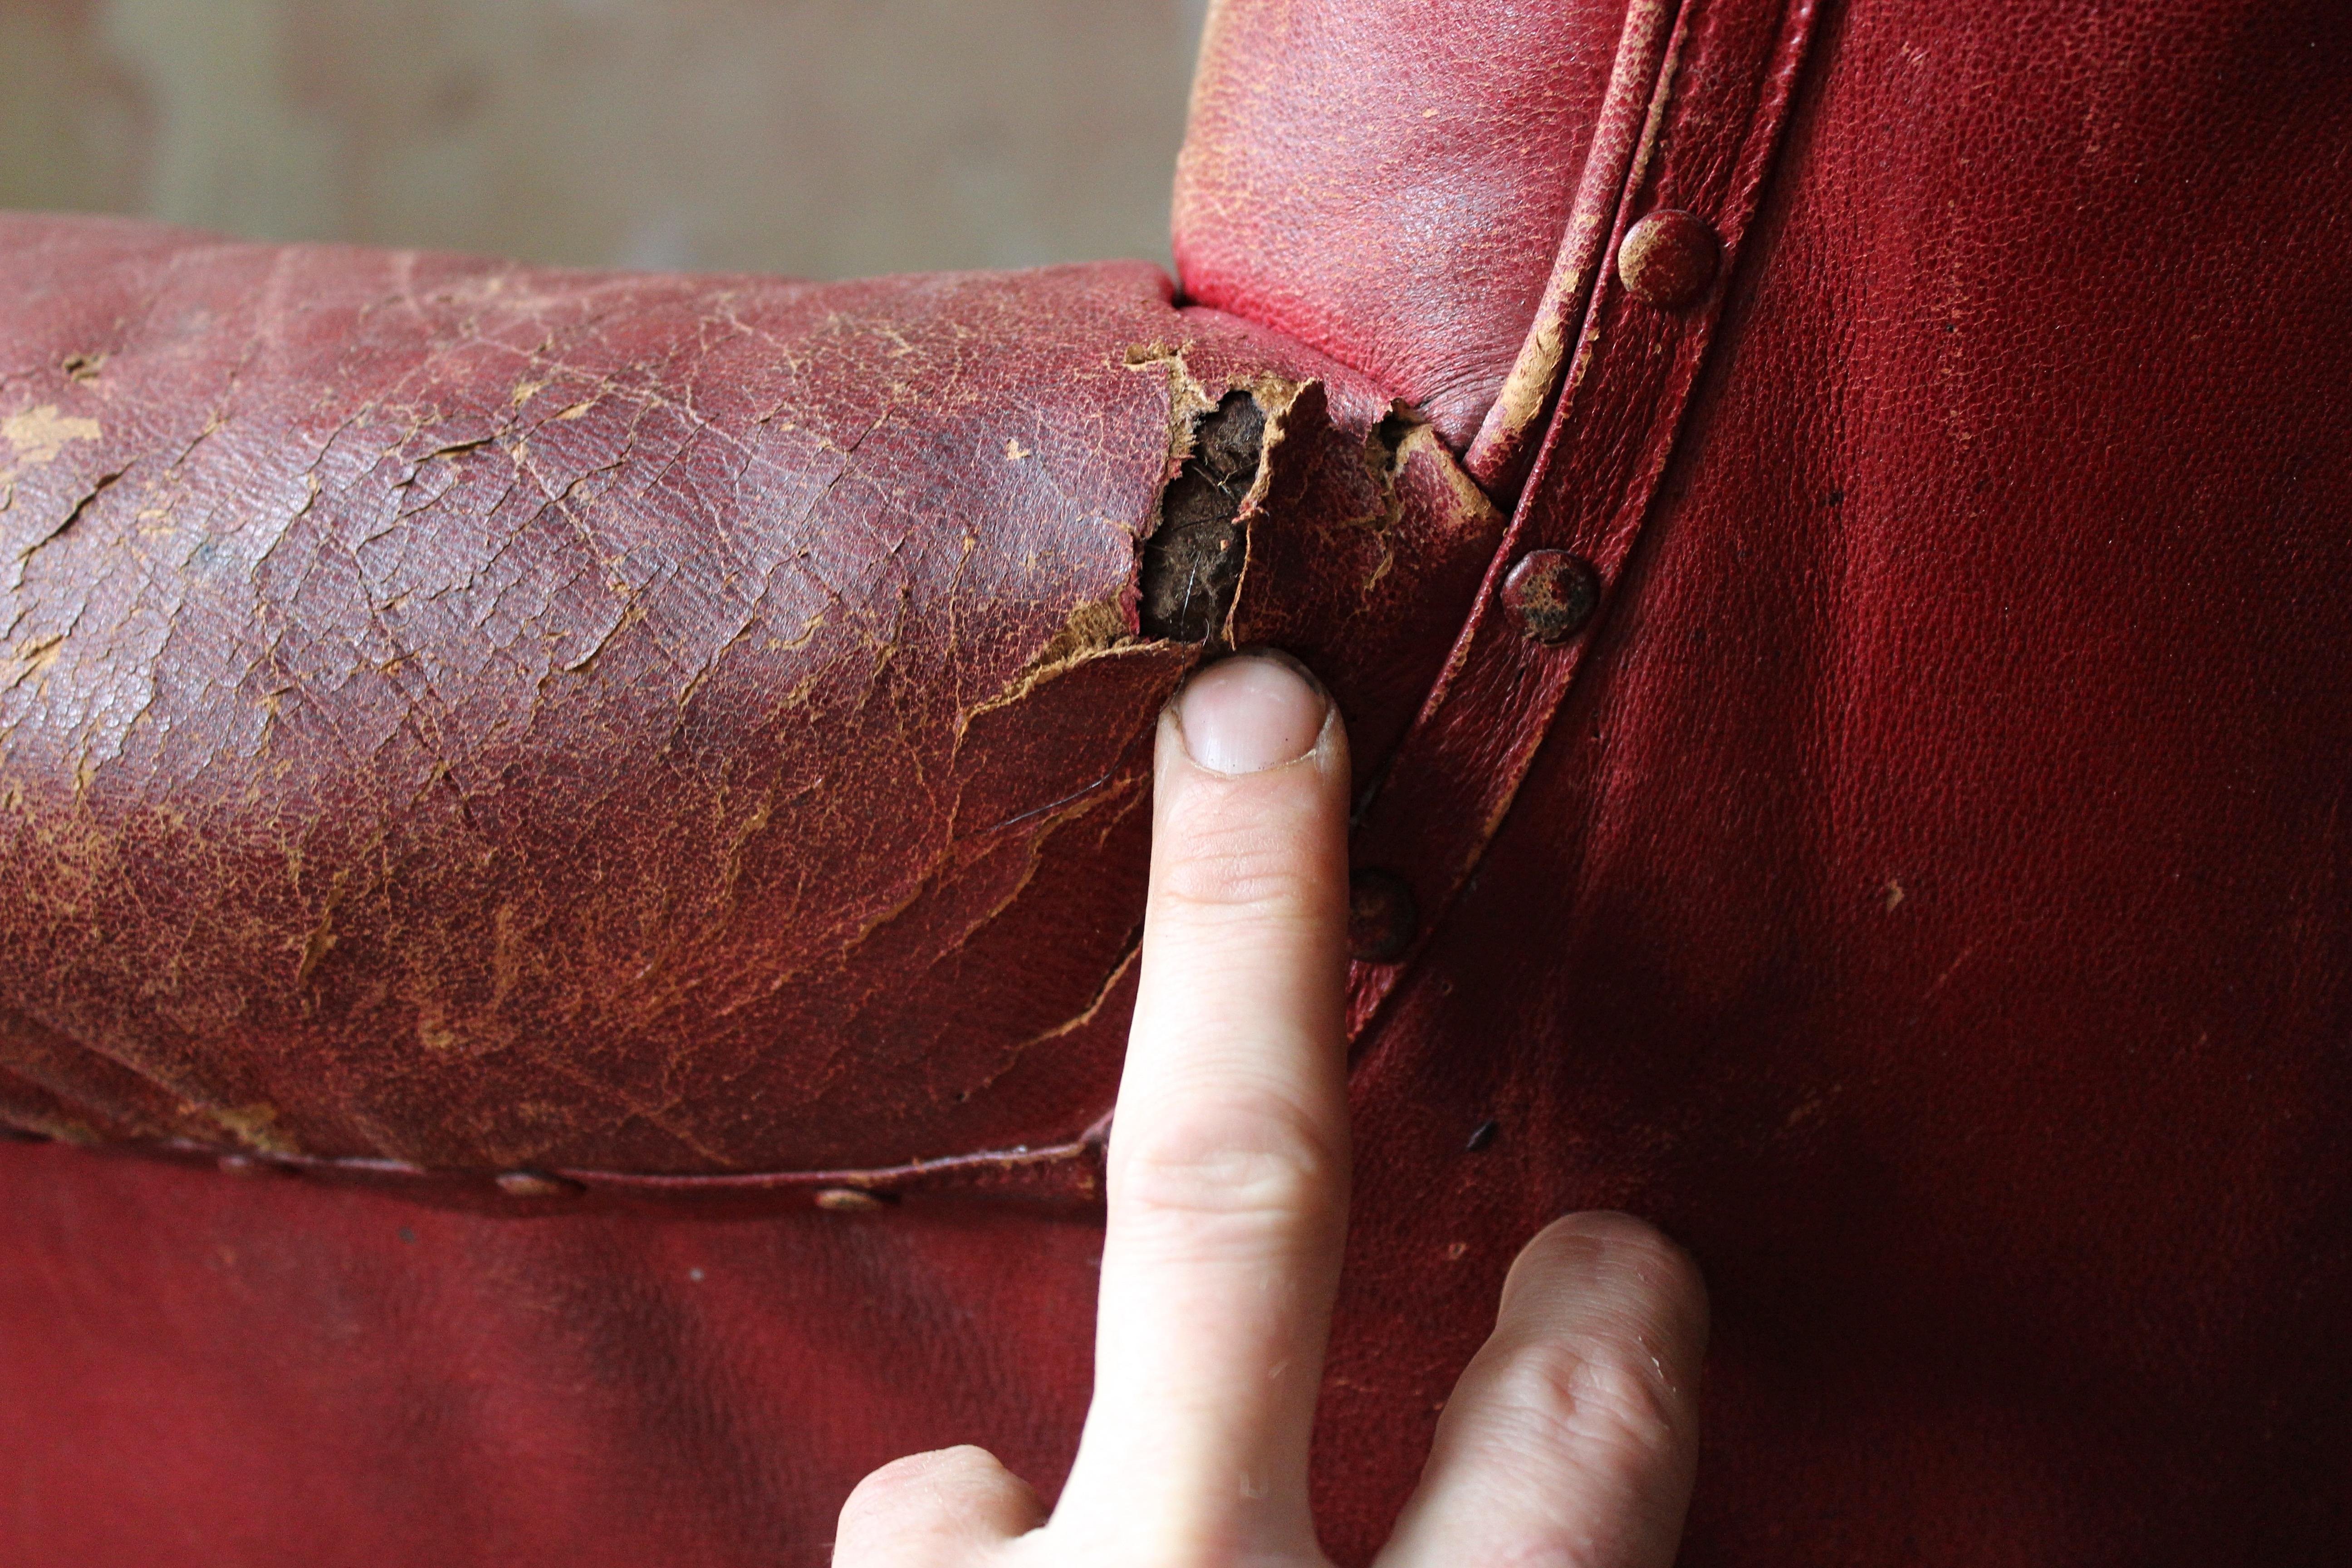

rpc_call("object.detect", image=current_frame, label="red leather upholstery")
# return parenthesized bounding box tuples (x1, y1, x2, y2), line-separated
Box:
(0, 222, 1498, 1180)
(1175, 0, 1633, 452)
(4, 0, 2348, 1563)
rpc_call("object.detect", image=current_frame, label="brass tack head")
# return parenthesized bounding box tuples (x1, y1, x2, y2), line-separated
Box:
(1499, 550, 1601, 644)
(1348, 867, 1419, 963)
(1617, 208, 1721, 309)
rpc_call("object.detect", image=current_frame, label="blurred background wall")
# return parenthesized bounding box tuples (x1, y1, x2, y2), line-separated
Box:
(0, 0, 1206, 277)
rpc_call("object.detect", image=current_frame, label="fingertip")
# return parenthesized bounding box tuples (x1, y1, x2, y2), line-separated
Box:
(1145, 649, 1351, 929)
(1166, 648, 1337, 777)
(1510, 1211, 1710, 1359)
(836, 1446, 1042, 1563)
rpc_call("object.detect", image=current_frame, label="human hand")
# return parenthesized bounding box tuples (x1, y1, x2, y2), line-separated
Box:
(836, 650, 1709, 1566)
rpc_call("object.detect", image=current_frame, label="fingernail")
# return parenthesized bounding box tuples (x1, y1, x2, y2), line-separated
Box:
(1173, 650, 1329, 775)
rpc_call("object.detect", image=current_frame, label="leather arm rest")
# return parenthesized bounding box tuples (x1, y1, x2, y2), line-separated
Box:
(0, 215, 1499, 1179)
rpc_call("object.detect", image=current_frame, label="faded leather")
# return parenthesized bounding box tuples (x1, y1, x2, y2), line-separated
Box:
(1176, 0, 1635, 453)
(0, 223, 1498, 1180)
(4, 1, 2350, 1566)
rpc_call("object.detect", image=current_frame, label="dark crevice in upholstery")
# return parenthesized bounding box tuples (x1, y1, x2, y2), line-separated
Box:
(1138, 389, 1266, 642)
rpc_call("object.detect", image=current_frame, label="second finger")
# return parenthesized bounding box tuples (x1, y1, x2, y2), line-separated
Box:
(1374, 1212, 1710, 1568)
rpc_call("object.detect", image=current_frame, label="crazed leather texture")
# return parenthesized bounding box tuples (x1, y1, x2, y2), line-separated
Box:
(4, 0, 2351, 1564)
(0, 219, 1498, 1180)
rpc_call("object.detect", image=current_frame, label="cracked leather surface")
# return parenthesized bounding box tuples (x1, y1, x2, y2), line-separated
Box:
(0, 221, 1497, 1177)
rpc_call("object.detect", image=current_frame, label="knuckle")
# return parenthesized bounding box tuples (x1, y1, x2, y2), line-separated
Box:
(1153, 811, 1325, 921)
(1483, 1336, 1689, 1466)
(1112, 1107, 1341, 1228)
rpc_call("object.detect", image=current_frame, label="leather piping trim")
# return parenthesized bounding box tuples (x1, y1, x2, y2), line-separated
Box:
(11, 1129, 1110, 1215)
(1342, 0, 1824, 1048)
(1464, 0, 1682, 500)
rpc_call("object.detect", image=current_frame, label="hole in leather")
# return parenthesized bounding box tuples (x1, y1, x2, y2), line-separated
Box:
(1139, 389, 1266, 642)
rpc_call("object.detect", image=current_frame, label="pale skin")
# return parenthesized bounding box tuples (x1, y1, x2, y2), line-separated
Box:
(836, 650, 1710, 1567)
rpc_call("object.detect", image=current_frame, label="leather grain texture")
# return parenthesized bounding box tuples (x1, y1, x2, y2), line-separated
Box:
(0, 218, 1497, 1180)
(1175, 0, 1632, 452)
(4, 0, 2350, 1563)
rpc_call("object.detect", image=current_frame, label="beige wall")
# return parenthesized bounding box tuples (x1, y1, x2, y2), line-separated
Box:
(0, 0, 1205, 276)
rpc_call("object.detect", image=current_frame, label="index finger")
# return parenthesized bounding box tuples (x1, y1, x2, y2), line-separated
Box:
(1052, 651, 1355, 1561)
